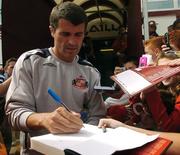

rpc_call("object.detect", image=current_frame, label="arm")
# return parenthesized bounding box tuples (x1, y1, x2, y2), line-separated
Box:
(0, 77, 11, 96)
(144, 89, 180, 132)
(167, 58, 180, 66)
(98, 118, 180, 155)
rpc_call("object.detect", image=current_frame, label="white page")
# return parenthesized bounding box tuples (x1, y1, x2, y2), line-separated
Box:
(115, 70, 151, 95)
(69, 127, 158, 155)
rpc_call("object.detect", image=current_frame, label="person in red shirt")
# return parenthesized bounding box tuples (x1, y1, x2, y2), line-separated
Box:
(143, 51, 180, 132)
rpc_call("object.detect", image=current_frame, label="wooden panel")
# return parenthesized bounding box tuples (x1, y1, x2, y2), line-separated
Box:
(1, 0, 55, 62)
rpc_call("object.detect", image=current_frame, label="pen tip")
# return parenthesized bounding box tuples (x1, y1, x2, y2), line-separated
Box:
(102, 127, 106, 133)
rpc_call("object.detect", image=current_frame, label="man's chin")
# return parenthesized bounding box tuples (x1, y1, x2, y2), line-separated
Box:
(64, 54, 77, 62)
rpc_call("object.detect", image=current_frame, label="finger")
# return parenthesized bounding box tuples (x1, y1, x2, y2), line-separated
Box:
(71, 111, 81, 118)
(50, 113, 82, 133)
(66, 114, 83, 127)
(50, 122, 81, 134)
(64, 111, 83, 126)
(98, 119, 110, 128)
(40, 110, 82, 134)
(162, 47, 171, 51)
(53, 121, 82, 133)
(42, 115, 68, 134)
(161, 44, 167, 48)
(56, 107, 83, 127)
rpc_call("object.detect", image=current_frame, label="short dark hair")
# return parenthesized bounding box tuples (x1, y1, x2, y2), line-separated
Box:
(148, 20, 157, 28)
(173, 18, 180, 30)
(49, 2, 87, 29)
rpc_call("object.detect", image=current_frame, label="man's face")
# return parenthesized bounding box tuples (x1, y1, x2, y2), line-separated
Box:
(50, 19, 85, 62)
(149, 25, 156, 33)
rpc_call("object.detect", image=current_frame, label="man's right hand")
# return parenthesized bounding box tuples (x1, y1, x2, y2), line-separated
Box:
(27, 107, 83, 134)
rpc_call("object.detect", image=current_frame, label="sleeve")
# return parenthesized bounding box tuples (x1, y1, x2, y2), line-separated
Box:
(145, 89, 180, 132)
(0, 74, 5, 83)
(5, 54, 35, 132)
(86, 69, 106, 125)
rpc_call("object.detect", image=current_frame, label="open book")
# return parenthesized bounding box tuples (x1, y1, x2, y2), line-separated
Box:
(111, 65, 180, 97)
(30, 124, 170, 155)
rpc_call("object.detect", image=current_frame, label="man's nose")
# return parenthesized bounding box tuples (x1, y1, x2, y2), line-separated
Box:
(68, 36, 77, 45)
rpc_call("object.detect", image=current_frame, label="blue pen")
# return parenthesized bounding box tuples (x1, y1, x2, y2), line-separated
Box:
(48, 88, 86, 127)
(48, 88, 71, 112)
(48, 88, 85, 127)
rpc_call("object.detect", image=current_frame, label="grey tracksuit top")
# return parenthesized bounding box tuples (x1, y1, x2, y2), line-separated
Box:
(5, 48, 106, 137)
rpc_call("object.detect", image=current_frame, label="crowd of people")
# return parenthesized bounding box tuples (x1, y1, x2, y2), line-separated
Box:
(0, 1, 180, 155)
(0, 58, 17, 155)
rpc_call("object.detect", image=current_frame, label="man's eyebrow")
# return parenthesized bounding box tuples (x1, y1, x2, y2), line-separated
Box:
(60, 32, 70, 34)
(59, 32, 71, 36)
(74, 32, 84, 36)
(76, 32, 84, 33)
(59, 32, 84, 35)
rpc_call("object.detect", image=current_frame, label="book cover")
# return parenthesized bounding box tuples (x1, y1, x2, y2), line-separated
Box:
(113, 136, 172, 155)
(111, 65, 180, 97)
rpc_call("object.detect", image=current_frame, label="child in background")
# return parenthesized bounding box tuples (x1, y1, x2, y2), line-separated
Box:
(144, 36, 163, 64)
(105, 58, 139, 122)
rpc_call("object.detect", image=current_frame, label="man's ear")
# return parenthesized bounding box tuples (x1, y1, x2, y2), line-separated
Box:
(49, 26, 55, 37)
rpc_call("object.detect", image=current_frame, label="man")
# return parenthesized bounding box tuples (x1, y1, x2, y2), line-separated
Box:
(148, 20, 159, 39)
(5, 2, 106, 153)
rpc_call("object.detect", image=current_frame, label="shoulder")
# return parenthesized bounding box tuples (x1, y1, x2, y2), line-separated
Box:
(77, 58, 93, 67)
(17, 48, 51, 64)
(77, 58, 100, 75)
(13, 48, 52, 72)
(23, 48, 51, 60)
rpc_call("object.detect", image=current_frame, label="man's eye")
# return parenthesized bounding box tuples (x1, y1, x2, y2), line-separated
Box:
(75, 33, 84, 37)
(60, 32, 70, 36)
